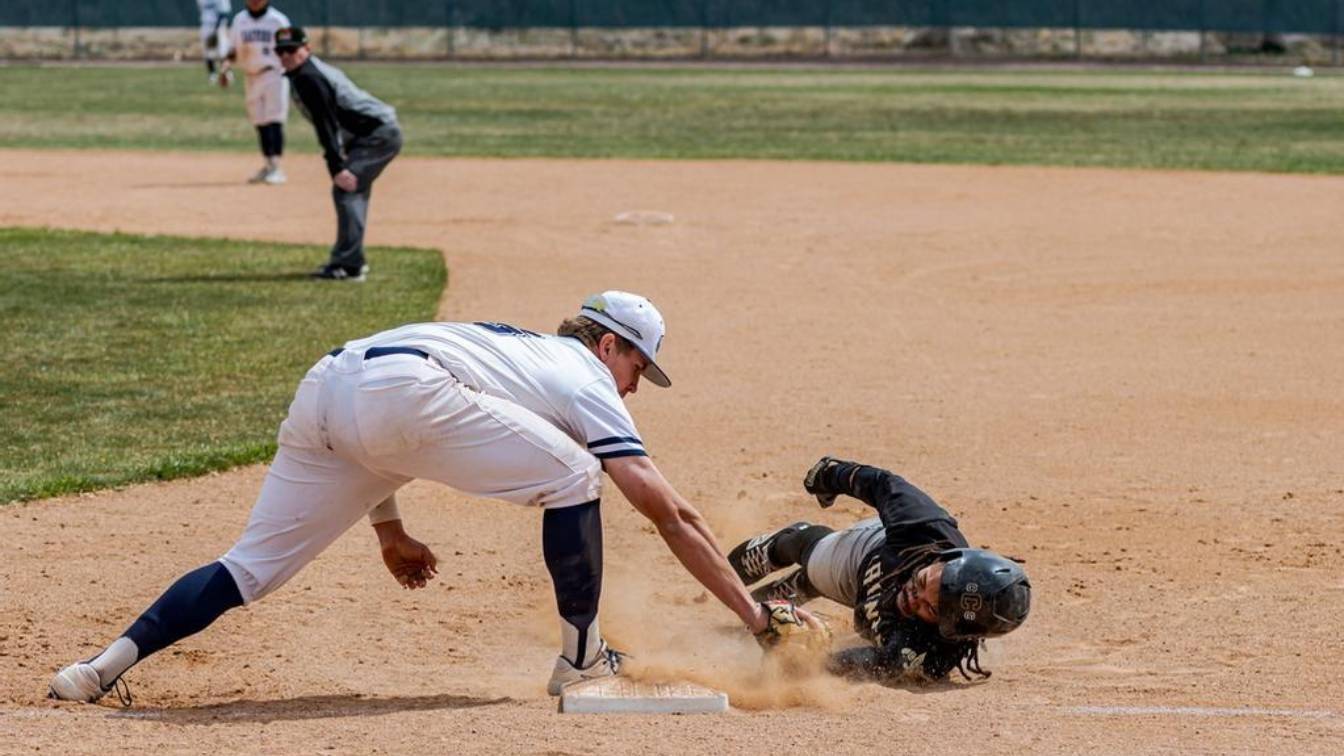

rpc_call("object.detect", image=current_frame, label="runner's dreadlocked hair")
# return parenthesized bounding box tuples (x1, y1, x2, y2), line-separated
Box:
(888, 542, 991, 681)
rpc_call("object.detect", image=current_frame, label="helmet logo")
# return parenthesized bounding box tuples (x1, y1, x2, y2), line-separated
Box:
(961, 594, 983, 615)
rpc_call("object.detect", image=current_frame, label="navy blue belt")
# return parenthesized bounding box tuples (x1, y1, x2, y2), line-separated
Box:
(327, 346, 429, 360)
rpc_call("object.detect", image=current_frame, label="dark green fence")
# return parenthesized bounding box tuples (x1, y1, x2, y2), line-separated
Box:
(3, 0, 1342, 34)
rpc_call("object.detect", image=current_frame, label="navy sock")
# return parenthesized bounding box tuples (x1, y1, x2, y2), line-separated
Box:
(123, 561, 244, 661)
(542, 500, 602, 667)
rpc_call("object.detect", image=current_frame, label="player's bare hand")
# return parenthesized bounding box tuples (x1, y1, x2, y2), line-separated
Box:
(378, 529, 439, 590)
(333, 169, 358, 192)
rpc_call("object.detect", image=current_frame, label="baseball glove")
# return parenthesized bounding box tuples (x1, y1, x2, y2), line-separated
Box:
(754, 600, 830, 650)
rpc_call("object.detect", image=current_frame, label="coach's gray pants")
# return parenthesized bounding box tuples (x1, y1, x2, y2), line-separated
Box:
(330, 123, 402, 270)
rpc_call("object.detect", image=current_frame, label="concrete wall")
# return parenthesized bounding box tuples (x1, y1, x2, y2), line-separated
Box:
(1, 26, 1338, 63)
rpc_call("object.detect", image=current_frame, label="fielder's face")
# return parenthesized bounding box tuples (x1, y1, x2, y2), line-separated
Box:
(896, 562, 944, 625)
(596, 333, 648, 398)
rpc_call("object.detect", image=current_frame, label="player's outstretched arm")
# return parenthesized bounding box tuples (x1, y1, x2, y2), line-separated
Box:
(605, 455, 819, 635)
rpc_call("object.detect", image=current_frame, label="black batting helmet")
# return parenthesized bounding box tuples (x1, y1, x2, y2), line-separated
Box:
(936, 549, 1031, 641)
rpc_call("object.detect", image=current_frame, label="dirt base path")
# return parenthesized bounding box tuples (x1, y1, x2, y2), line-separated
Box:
(2, 150, 1342, 754)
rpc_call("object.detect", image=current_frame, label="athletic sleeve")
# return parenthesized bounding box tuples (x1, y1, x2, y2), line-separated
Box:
(567, 380, 647, 461)
(829, 463, 967, 554)
(287, 62, 347, 176)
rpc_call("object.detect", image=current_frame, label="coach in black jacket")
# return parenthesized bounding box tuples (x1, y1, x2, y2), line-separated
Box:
(276, 26, 402, 281)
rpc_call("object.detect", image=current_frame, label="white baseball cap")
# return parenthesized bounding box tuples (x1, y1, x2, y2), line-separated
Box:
(579, 291, 671, 388)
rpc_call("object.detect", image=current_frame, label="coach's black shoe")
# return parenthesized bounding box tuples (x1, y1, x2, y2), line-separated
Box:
(750, 567, 819, 605)
(311, 263, 368, 282)
(728, 522, 812, 584)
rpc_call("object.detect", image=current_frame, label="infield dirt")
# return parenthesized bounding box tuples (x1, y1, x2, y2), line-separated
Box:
(1, 150, 1341, 754)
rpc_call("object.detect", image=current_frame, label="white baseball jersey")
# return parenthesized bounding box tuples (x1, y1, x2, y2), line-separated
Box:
(341, 321, 647, 460)
(220, 321, 644, 604)
(199, 0, 230, 57)
(199, 0, 230, 22)
(230, 5, 289, 125)
(229, 4, 289, 76)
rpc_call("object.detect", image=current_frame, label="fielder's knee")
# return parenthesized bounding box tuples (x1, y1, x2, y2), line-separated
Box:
(217, 554, 296, 605)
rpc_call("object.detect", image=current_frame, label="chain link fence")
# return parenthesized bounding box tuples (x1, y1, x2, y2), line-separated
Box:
(3, 1, 1342, 61)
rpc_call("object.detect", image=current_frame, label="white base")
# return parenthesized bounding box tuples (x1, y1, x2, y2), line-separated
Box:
(558, 677, 729, 714)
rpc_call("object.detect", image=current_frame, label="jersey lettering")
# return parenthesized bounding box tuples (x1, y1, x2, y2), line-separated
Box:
(474, 322, 541, 338)
(859, 556, 885, 641)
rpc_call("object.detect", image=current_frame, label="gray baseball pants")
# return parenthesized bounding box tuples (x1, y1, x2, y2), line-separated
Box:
(329, 123, 402, 271)
(803, 517, 886, 607)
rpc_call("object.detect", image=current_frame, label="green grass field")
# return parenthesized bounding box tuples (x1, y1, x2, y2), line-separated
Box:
(3, 64, 1344, 171)
(2, 63, 1340, 503)
(0, 228, 444, 503)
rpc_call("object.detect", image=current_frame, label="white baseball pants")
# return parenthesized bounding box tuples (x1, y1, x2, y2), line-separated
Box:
(244, 70, 289, 125)
(220, 350, 602, 603)
(199, 14, 229, 61)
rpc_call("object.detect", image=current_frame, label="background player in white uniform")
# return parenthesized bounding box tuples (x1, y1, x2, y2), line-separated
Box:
(49, 291, 821, 704)
(198, 0, 231, 86)
(222, 0, 290, 184)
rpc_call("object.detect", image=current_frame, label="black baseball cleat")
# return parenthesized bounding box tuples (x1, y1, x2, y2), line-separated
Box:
(804, 456, 849, 508)
(311, 263, 369, 282)
(728, 522, 812, 584)
(749, 567, 818, 605)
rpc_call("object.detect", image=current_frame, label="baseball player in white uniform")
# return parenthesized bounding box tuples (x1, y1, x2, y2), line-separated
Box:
(198, 0, 231, 86)
(48, 291, 822, 704)
(221, 0, 290, 184)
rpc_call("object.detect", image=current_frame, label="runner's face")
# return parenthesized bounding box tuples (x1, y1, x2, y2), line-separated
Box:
(895, 562, 944, 624)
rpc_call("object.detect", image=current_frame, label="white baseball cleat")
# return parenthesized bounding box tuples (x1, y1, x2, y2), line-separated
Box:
(246, 166, 271, 184)
(47, 662, 110, 703)
(263, 167, 286, 185)
(547, 642, 624, 696)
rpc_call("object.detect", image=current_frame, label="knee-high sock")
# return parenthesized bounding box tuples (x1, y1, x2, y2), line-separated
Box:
(256, 123, 284, 159)
(269, 122, 284, 157)
(542, 500, 603, 668)
(770, 523, 834, 567)
(90, 561, 243, 687)
(256, 125, 270, 158)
